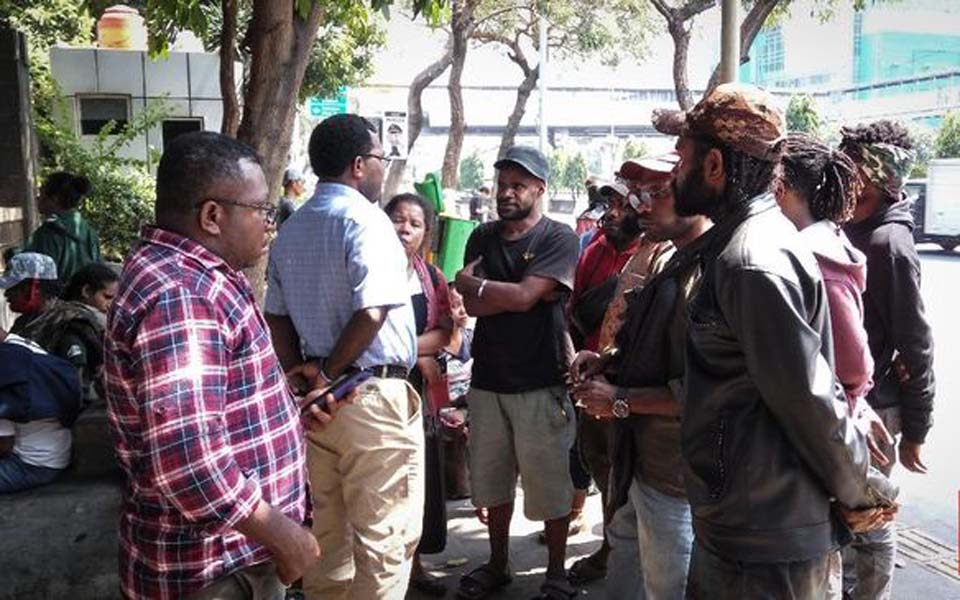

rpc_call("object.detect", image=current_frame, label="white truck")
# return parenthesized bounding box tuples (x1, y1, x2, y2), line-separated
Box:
(905, 158, 960, 251)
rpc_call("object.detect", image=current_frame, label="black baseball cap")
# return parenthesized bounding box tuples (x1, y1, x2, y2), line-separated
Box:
(494, 145, 549, 183)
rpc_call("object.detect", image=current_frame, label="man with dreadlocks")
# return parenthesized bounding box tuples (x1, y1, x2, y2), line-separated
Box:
(653, 84, 892, 599)
(840, 120, 935, 600)
(777, 133, 901, 599)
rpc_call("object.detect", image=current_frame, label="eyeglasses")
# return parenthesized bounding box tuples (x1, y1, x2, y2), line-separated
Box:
(360, 153, 392, 165)
(627, 185, 671, 211)
(195, 199, 279, 226)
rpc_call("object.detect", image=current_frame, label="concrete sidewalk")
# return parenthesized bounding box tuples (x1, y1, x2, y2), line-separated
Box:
(409, 490, 960, 599)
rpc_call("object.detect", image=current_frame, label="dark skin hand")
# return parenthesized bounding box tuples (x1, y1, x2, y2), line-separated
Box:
(898, 439, 927, 474)
(837, 504, 899, 534)
(455, 257, 561, 317)
(270, 307, 387, 430)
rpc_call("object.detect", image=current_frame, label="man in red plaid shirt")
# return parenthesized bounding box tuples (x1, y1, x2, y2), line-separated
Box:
(103, 132, 318, 599)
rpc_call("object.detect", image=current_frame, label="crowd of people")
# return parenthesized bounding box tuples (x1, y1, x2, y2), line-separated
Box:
(0, 81, 937, 600)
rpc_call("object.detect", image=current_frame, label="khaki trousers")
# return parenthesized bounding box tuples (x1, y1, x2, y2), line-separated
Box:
(302, 377, 425, 600)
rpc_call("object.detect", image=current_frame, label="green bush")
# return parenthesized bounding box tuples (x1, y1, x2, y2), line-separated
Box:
(934, 111, 960, 160)
(458, 152, 485, 191)
(35, 103, 167, 262)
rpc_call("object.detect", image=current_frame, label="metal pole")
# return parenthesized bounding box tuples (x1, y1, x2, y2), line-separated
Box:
(720, 0, 740, 84)
(538, 13, 548, 152)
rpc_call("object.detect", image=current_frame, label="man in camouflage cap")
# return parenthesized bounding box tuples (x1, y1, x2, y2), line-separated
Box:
(654, 83, 891, 598)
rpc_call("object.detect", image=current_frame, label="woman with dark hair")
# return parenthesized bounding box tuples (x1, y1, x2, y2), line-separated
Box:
(62, 262, 119, 317)
(25, 171, 101, 283)
(776, 133, 897, 599)
(384, 192, 453, 597)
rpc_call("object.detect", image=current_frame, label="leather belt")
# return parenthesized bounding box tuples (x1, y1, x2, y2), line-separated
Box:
(366, 364, 410, 380)
(306, 357, 409, 380)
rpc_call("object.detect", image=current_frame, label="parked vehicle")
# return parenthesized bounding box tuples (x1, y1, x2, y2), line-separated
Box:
(905, 159, 960, 251)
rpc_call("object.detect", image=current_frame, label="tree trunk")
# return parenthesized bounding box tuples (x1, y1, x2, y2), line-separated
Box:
(219, 0, 240, 136)
(440, 1, 470, 190)
(704, 0, 782, 93)
(651, 0, 716, 109)
(383, 43, 454, 199)
(498, 64, 539, 159)
(237, 0, 325, 300)
(668, 20, 694, 110)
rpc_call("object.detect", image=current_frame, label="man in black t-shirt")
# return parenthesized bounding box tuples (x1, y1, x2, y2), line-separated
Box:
(455, 146, 579, 600)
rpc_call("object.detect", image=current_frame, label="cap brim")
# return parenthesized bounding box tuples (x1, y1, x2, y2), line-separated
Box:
(493, 158, 545, 182)
(598, 182, 629, 198)
(651, 108, 686, 136)
(0, 274, 23, 289)
(618, 153, 679, 180)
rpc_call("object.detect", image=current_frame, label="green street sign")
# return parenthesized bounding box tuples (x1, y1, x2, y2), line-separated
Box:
(308, 87, 348, 118)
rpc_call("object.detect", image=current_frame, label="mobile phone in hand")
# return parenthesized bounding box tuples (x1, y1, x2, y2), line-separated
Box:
(300, 369, 372, 414)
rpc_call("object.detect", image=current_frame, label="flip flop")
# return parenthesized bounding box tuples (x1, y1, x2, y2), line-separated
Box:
(411, 572, 448, 597)
(533, 577, 578, 600)
(567, 553, 607, 585)
(456, 563, 512, 600)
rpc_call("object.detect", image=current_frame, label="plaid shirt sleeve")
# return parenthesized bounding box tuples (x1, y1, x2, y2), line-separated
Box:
(131, 289, 262, 533)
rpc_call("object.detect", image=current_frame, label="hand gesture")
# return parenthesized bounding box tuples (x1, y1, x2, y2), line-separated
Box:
(568, 351, 603, 385)
(855, 404, 895, 467)
(299, 386, 359, 433)
(573, 376, 616, 419)
(286, 360, 330, 394)
(455, 257, 483, 293)
(898, 439, 928, 474)
(837, 504, 898, 534)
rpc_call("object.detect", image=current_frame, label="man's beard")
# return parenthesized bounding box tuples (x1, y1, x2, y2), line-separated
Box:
(673, 170, 722, 218)
(497, 200, 533, 221)
(605, 216, 641, 245)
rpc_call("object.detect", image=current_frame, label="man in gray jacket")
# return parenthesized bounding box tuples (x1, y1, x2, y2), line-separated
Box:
(653, 84, 894, 598)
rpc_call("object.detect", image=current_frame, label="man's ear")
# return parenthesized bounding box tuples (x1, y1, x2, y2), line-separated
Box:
(196, 200, 223, 236)
(350, 155, 366, 180)
(703, 148, 726, 189)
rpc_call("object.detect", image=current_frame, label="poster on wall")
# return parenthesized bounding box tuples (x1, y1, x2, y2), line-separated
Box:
(383, 111, 408, 160)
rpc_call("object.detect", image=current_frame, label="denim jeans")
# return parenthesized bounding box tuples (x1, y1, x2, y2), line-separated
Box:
(0, 454, 62, 493)
(842, 406, 899, 600)
(605, 477, 694, 599)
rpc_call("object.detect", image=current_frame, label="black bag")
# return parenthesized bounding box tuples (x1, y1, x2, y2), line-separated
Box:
(570, 275, 619, 342)
(417, 415, 447, 554)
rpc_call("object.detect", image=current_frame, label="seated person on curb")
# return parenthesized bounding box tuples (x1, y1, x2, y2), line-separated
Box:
(3, 254, 112, 406)
(454, 145, 580, 600)
(0, 325, 82, 493)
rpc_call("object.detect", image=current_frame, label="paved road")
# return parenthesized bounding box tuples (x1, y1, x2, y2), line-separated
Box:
(891, 248, 960, 597)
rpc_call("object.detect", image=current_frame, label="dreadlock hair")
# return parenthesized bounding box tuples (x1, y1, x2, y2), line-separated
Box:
(839, 120, 914, 153)
(782, 133, 860, 225)
(693, 137, 781, 208)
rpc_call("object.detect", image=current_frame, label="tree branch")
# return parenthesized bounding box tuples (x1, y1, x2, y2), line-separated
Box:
(219, 0, 240, 136)
(704, 0, 780, 93)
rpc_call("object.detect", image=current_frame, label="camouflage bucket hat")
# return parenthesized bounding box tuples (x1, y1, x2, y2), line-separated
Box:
(652, 83, 786, 161)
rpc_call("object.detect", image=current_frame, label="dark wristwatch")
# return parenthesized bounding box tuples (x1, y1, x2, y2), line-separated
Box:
(611, 389, 630, 419)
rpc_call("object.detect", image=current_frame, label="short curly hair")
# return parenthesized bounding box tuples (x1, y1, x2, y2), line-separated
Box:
(839, 120, 914, 152)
